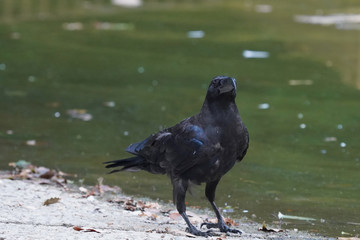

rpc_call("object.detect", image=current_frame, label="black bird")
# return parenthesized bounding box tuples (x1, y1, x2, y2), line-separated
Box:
(104, 76, 249, 236)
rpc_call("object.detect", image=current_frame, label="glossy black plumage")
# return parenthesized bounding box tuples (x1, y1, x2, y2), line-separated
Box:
(104, 76, 249, 236)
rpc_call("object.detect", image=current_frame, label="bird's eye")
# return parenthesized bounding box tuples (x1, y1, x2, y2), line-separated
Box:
(212, 80, 220, 87)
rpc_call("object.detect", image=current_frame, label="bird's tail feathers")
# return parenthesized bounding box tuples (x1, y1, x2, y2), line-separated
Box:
(104, 156, 145, 173)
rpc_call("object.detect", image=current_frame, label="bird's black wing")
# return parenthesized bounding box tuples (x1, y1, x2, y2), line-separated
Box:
(126, 118, 208, 176)
(237, 126, 249, 162)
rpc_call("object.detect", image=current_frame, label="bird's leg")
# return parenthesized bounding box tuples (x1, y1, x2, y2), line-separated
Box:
(173, 179, 213, 237)
(201, 180, 242, 234)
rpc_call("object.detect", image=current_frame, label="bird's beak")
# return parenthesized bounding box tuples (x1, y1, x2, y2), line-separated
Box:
(219, 78, 236, 94)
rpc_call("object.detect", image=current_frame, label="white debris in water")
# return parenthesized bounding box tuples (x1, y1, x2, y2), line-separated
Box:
(258, 103, 270, 110)
(242, 210, 249, 213)
(28, 76, 36, 82)
(67, 109, 93, 121)
(320, 149, 327, 154)
(255, 4, 273, 13)
(6, 130, 13, 135)
(62, 22, 84, 31)
(95, 22, 135, 31)
(26, 140, 36, 146)
(337, 124, 343, 130)
(299, 123, 306, 129)
(0, 63, 6, 71)
(54, 112, 61, 118)
(294, 14, 360, 30)
(289, 79, 313, 86)
(324, 136, 337, 142)
(187, 30, 205, 39)
(297, 113, 304, 119)
(112, 0, 142, 8)
(243, 50, 269, 59)
(137, 66, 145, 74)
(123, 131, 129, 136)
(340, 142, 346, 148)
(104, 101, 116, 107)
(278, 211, 316, 221)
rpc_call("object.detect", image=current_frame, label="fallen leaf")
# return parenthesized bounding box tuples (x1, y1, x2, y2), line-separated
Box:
(73, 226, 83, 231)
(73, 226, 100, 233)
(258, 222, 283, 233)
(224, 217, 239, 227)
(43, 197, 60, 206)
(84, 228, 100, 233)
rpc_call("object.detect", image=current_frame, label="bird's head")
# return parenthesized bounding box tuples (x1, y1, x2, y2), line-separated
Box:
(206, 76, 237, 101)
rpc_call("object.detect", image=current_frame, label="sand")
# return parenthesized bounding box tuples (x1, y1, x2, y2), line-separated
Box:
(0, 176, 332, 240)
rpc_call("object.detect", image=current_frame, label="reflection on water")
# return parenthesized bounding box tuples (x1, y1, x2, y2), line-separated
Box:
(1, 0, 360, 237)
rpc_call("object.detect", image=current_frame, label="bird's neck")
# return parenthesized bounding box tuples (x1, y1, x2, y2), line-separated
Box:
(200, 98, 239, 122)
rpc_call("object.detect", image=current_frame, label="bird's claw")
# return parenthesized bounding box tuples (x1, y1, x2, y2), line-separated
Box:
(201, 222, 242, 234)
(185, 227, 214, 237)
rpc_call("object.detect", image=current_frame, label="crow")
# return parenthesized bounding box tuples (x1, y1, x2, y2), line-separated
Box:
(104, 75, 249, 236)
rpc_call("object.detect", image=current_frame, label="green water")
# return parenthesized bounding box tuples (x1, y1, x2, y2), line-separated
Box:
(1, 0, 359, 237)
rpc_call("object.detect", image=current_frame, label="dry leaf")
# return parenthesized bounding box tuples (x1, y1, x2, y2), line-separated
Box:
(224, 217, 239, 226)
(43, 197, 60, 206)
(73, 226, 83, 231)
(258, 222, 283, 233)
(73, 226, 100, 233)
(84, 228, 100, 233)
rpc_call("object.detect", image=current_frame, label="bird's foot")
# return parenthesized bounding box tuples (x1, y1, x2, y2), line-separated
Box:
(186, 226, 214, 237)
(201, 222, 242, 234)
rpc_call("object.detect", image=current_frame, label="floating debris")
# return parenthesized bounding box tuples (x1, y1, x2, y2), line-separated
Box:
(94, 22, 135, 31)
(62, 22, 84, 31)
(289, 79, 313, 86)
(67, 109, 93, 121)
(320, 149, 327, 154)
(0, 63, 6, 71)
(278, 212, 316, 221)
(294, 14, 360, 30)
(123, 131, 129, 136)
(112, 0, 142, 8)
(340, 142, 347, 148)
(258, 103, 270, 110)
(28, 76, 36, 82)
(299, 123, 306, 129)
(6, 130, 13, 135)
(104, 101, 116, 107)
(54, 112, 61, 118)
(137, 66, 145, 74)
(243, 50, 269, 59)
(255, 4, 273, 13)
(337, 124, 344, 130)
(297, 113, 304, 119)
(324, 137, 337, 142)
(222, 205, 234, 213)
(187, 30, 205, 39)
(26, 140, 36, 146)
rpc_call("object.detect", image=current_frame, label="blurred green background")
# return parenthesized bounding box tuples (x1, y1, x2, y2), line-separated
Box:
(1, 0, 360, 237)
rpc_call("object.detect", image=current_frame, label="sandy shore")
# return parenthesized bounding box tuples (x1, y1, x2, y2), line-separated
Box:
(0, 175, 333, 240)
